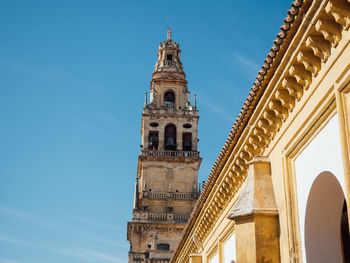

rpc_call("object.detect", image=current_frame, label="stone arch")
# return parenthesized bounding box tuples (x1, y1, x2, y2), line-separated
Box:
(304, 171, 349, 262)
(164, 124, 176, 150)
(164, 90, 175, 106)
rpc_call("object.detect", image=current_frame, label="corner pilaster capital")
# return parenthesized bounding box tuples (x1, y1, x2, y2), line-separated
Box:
(227, 156, 278, 221)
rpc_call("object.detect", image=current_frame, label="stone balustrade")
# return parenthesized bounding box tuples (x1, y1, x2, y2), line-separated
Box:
(142, 191, 198, 200)
(132, 212, 190, 223)
(141, 150, 200, 158)
(150, 259, 170, 263)
(129, 252, 172, 263)
(143, 107, 199, 117)
(129, 252, 147, 261)
(164, 60, 175, 66)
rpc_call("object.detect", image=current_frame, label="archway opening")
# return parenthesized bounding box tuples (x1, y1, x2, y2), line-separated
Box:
(164, 91, 175, 106)
(182, 132, 192, 151)
(148, 131, 158, 150)
(304, 171, 349, 262)
(164, 124, 176, 151)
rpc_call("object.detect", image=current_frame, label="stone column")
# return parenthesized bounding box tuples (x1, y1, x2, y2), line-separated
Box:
(227, 156, 280, 263)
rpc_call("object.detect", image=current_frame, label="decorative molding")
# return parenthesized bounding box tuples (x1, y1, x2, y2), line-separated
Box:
(171, 0, 350, 262)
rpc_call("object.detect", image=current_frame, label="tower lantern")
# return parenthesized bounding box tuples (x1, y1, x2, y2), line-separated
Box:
(127, 30, 201, 263)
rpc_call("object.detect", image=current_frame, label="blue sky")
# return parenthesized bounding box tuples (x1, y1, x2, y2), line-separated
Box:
(0, 1, 292, 262)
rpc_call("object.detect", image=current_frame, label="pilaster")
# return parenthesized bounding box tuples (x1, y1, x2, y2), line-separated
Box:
(228, 157, 280, 263)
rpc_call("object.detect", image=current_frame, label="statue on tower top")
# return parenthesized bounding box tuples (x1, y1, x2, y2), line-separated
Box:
(167, 18, 172, 40)
(167, 25, 172, 40)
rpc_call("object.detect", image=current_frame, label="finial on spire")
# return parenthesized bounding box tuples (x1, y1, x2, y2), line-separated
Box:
(167, 17, 171, 40)
(194, 94, 197, 109)
(133, 178, 140, 210)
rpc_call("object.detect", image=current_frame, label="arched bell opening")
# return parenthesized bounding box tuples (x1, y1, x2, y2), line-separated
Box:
(164, 91, 175, 107)
(304, 171, 350, 262)
(164, 124, 176, 151)
(148, 131, 158, 150)
(182, 132, 192, 151)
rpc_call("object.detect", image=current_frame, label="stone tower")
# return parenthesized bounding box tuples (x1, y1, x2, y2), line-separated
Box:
(127, 28, 202, 263)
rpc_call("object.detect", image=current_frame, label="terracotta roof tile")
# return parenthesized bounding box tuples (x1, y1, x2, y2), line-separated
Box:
(170, 1, 307, 261)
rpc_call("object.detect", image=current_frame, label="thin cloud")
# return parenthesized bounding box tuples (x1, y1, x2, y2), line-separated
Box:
(77, 249, 122, 263)
(199, 95, 234, 123)
(62, 212, 122, 232)
(0, 258, 20, 263)
(64, 114, 138, 150)
(0, 205, 124, 250)
(0, 57, 64, 80)
(231, 52, 260, 75)
(77, 233, 122, 247)
(0, 204, 55, 229)
(0, 234, 123, 263)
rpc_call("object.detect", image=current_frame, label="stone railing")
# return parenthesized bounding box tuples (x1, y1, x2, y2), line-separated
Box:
(150, 259, 170, 263)
(146, 192, 168, 199)
(129, 252, 147, 261)
(148, 213, 167, 221)
(133, 212, 190, 223)
(141, 150, 200, 158)
(142, 191, 198, 200)
(173, 192, 198, 199)
(164, 60, 175, 66)
(143, 107, 199, 117)
(173, 214, 190, 222)
(129, 252, 171, 263)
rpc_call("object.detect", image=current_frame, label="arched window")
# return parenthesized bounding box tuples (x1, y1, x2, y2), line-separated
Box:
(182, 132, 192, 151)
(156, 243, 170, 251)
(164, 91, 175, 107)
(164, 124, 176, 150)
(148, 131, 158, 150)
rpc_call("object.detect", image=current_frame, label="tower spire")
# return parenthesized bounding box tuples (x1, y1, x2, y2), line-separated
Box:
(167, 18, 171, 40)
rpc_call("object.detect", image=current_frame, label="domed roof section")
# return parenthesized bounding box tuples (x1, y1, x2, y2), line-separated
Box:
(154, 28, 184, 73)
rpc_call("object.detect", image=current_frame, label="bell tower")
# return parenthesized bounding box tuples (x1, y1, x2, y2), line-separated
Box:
(127, 28, 202, 263)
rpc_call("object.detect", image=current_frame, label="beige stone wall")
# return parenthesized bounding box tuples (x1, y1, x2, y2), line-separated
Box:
(140, 162, 198, 192)
(128, 222, 185, 253)
(171, 0, 350, 262)
(141, 114, 199, 152)
(139, 161, 198, 214)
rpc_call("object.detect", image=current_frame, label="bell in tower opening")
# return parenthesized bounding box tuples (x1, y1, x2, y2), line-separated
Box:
(164, 91, 175, 107)
(127, 27, 201, 263)
(164, 124, 176, 150)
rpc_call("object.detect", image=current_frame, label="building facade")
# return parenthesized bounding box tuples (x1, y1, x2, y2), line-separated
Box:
(127, 29, 202, 263)
(170, 0, 350, 262)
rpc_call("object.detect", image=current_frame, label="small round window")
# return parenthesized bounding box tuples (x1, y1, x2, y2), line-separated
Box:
(183, 123, 192, 129)
(150, 122, 159, 127)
